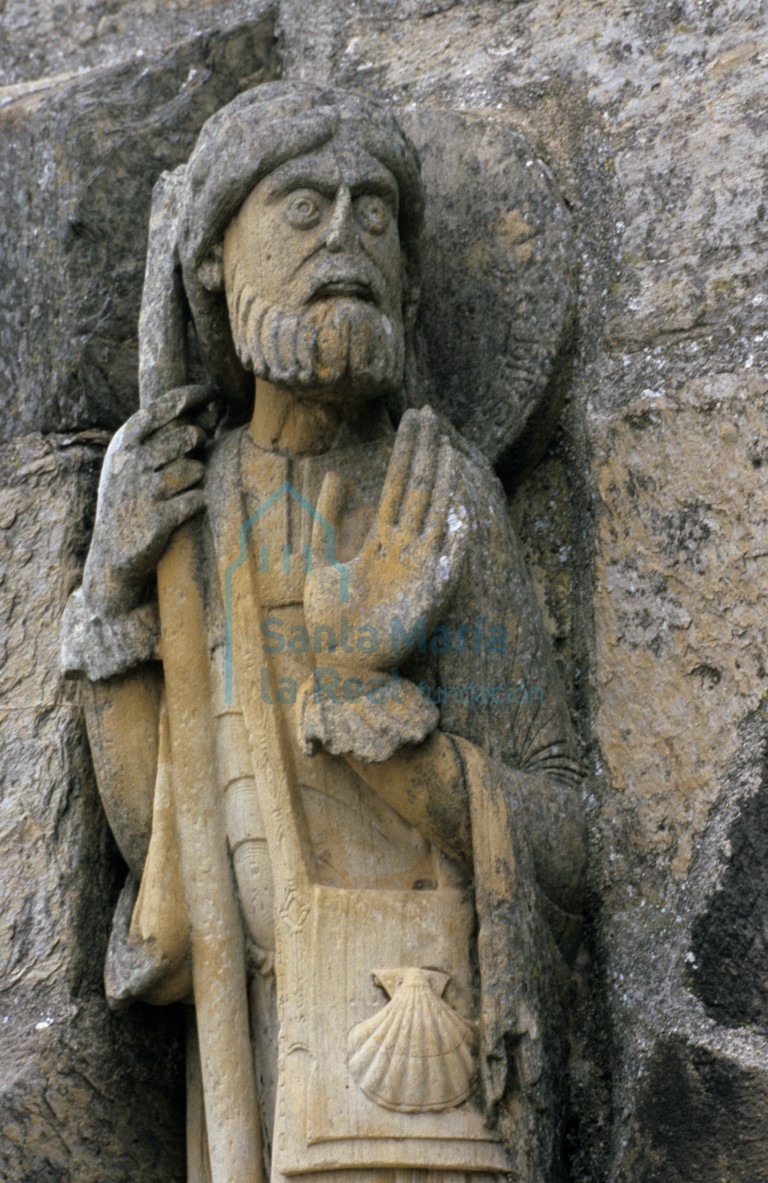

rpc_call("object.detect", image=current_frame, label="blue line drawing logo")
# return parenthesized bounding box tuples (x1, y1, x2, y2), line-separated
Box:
(224, 480, 348, 704)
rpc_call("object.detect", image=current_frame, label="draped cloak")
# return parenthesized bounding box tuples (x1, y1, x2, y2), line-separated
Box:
(70, 415, 584, 1183)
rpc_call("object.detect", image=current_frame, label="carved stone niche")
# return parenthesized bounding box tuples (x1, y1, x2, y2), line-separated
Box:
(61, 83, 584, 1183)
(400, 106, 577, 478)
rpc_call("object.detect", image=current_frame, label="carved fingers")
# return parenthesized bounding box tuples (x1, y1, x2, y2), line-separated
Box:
(120, 388, 209, 511)
(423, 440, 470, 592)
(154, 454, 206, 501)
(122, 384, 212, 447)
(377, 406, 425, 529)
(82, 386, 212, 616)
(145, 424, 206, 471)
(301, 408, 471, 683)
(297, 410, 470, 760)
(364, 406, 470, 609)
(383, 405, 442, 533)
(310, 470, 346, 568)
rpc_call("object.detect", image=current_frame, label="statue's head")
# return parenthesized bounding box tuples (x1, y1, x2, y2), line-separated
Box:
(176, 83, 424, 416)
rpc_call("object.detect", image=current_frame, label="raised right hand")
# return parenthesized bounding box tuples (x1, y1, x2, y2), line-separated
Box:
(304, 407, 470, 672)
(82, 385, 211, 617)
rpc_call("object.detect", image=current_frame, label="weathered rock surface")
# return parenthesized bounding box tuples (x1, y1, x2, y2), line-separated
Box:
(0, 0, 270, 87)
(1, 1, 766, 1180)
(400, 106, 576, 473)
(0, 434, 185, 1182)
(0, 12, 280, 1180)
(0, 11, 279, 436)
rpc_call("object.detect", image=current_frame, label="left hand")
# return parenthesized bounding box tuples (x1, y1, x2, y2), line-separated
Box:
(303, 406, 470, 671)
(297, 407, 470, 762)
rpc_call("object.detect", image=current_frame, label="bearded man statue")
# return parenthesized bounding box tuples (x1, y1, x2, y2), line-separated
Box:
(62, 83, 585, 1183)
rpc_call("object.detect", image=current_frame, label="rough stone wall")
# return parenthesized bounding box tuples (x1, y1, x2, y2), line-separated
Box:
(0, 436, 186, 1182)
(0, 8, 281, 1180)
(1, 1, 766, 1180)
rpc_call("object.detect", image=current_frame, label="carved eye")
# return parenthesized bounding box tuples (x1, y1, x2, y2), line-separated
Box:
(356, 195, 390, 235)
(285, 191, 321, 229)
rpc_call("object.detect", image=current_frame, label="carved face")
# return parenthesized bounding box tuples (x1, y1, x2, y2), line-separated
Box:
(221, 134, 405, 400)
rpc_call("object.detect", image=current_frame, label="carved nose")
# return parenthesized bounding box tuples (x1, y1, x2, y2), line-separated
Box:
(325, 186, 355, 253)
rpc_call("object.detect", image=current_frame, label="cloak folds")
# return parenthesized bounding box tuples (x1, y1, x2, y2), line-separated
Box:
(85, 422, 582, 1182)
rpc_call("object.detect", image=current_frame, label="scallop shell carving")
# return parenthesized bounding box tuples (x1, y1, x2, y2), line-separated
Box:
(347, 967, 476, 1113)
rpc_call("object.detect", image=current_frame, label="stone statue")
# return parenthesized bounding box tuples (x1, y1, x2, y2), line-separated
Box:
(62, 83, 585, 1183)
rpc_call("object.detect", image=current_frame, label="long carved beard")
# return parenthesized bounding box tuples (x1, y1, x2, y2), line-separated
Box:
(231, 285, 405, 398)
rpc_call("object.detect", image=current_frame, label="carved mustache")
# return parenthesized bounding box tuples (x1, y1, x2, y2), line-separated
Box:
(300, 257, 387, 309)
